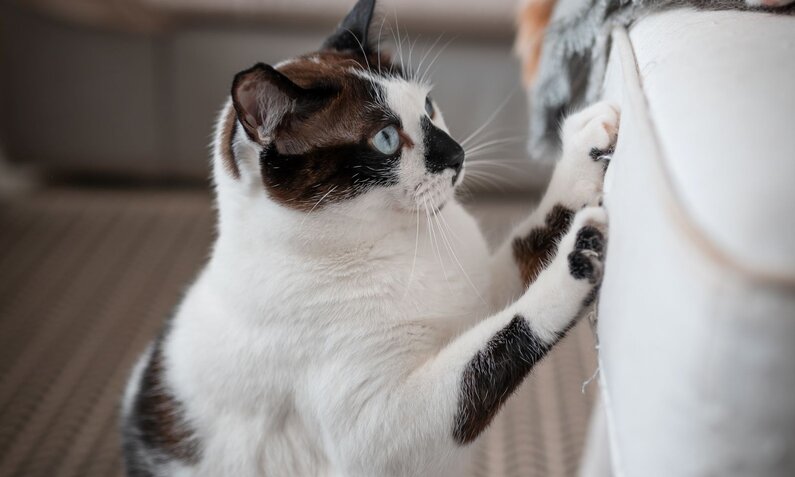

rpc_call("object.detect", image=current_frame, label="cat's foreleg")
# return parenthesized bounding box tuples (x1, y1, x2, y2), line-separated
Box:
(326, 206, 607, 476)
(410, 205, 607, 452)
(489, 101, 619, 307)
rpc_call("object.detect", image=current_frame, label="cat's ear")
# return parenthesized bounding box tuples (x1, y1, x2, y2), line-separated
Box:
(322, 0, 376, 52)
(231, 63, 304, 144)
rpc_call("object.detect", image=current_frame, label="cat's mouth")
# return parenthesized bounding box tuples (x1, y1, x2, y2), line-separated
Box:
(408, 170, 458, 214)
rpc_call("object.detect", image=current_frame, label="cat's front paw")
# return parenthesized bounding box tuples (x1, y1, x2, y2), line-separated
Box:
(566, 206, 608, 286)
(520, 205, 608, 336)
(561, 101, 620, 161)
(557, 101, 620, 207)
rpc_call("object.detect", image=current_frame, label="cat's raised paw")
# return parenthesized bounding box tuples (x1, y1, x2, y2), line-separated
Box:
(555, 102, 620, 208)
(561, 101, 620, 162)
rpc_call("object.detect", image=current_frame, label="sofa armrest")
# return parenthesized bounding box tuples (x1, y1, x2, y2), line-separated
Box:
(585, 8, 795, 476)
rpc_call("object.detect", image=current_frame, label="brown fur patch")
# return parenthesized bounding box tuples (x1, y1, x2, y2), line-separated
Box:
(220, 106, 239, 179)
(133, 340, 200, 463)
(512, 204, 574, 287)
(273, 51, 400, 155)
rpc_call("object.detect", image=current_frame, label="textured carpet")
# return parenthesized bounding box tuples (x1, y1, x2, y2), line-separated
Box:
(0, 188, 598, 477)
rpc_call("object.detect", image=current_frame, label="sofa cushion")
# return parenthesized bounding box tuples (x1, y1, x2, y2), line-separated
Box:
(619, 8, 795, 278)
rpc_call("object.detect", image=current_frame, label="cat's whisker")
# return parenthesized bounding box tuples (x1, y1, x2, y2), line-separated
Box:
(415, 34, 445, 84)
(390, 9, 406, 75)
(466, 161, 529, 175)
(465, 169, 508, 182)
(402, 206, 422, 299)
(464, 135, 525, 149)
(299, 186, 338, 228)
(430, 196, 487, 306)
(423, 196, 453, 292)
(407, 33, 419, 81)
(436, 211, 484, 298)
(461, 126, 516, 143)
(465, 151, 509, 161)
(462, 171, 506, 191)
(464, 146, 526, 161)
(464, 136, 526, 156)
(376, 15, 388, 71)
(465, 167, 526, 183)
(466, 157, 529, 164)
(462, 178, 502, 193)
(419, 37, 455, 85)
(345, 28, 372, 74)
(460, 89, 519, 148)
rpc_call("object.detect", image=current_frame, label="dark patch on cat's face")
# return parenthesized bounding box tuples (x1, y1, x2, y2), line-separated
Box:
(262, 53, 408, 210)
(453, 315, 553, 445)
(421, 115, 465, 183)
(512, 204, 575, 287)
(130, 339, 200, 464)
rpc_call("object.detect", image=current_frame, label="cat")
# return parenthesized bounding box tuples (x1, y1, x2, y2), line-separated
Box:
(120, 0, 619, 475)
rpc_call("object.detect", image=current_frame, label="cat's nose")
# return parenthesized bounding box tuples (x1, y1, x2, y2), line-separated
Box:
(423, 117, 465, 174)
(445, 147, 465, 171)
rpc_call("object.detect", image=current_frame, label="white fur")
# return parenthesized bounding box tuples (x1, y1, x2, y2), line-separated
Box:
(145, 82, 617, 476)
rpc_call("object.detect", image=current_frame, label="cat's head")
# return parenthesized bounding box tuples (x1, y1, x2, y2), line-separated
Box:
(220, 0, 463, 215)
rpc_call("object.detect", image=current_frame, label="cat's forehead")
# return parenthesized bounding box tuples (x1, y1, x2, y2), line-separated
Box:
(276, 51, 428, 111)
(278, 51, 391, 86)
(268, 51, 429, 158)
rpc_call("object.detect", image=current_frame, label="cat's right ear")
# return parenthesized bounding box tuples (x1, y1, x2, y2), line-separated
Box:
(323, 0, 377, 52)
(231, 63, 303, 145)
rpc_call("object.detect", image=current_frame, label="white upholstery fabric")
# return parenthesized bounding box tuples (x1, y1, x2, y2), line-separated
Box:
(584, 9, 795, 477)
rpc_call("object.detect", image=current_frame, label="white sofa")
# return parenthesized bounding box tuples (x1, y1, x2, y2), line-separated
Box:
(581, 8, 795, 477)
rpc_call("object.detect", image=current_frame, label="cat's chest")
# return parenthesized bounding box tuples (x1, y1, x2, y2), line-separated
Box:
(266, 206, 491, 329)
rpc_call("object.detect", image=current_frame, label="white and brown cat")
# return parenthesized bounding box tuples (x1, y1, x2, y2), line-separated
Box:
(121, 1, 619, 475)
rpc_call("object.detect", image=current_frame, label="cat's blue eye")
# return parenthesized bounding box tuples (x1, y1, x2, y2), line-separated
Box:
(372, 125, 400, 155)
(425, 95, 434, 118)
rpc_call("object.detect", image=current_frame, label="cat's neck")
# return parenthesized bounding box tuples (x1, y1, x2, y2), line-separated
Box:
(213, 189, 420, 265)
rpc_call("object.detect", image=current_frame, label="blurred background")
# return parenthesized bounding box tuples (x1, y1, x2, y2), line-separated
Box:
(0, 1, 599, 476)
(0, 0, 551, 190)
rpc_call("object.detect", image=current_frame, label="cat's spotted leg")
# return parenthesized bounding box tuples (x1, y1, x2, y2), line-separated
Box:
(490, 101, 619, 307)
(324, 208, 607, 476)
(451, 205, 607, 443)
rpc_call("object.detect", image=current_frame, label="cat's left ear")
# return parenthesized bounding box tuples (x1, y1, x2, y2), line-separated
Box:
(231, 63, 311, 144)
(322, 0, 377, 52)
